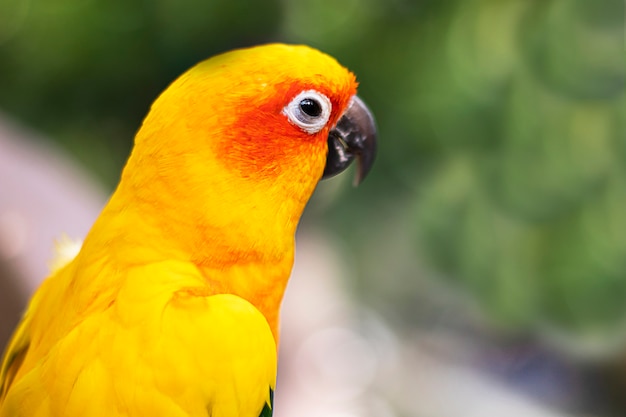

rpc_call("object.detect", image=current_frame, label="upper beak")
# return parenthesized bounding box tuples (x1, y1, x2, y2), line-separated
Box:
(322, 95, 377, 185)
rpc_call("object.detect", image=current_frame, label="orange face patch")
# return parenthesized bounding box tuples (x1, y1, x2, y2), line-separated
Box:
(219, 78, 357, 182)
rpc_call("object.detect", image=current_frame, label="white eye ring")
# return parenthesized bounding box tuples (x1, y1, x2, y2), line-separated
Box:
(283, 90, 332, 134)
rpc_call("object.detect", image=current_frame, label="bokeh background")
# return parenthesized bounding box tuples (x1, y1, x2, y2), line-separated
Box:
(0, 0, 624, 416)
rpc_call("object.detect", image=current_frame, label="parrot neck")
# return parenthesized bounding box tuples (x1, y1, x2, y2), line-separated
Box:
(81, 156, 315, 342)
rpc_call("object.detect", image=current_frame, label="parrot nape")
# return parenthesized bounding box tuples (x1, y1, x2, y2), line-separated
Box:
(0, 44, 376, 417)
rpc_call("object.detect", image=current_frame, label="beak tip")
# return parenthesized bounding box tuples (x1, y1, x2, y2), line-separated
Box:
(353, 153, 374, 186)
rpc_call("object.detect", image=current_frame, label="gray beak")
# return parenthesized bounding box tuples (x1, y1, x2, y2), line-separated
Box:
(322, 95, 377, 185)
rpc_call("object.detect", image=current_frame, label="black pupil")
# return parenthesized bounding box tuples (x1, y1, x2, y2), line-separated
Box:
(299, 98, 322, 117)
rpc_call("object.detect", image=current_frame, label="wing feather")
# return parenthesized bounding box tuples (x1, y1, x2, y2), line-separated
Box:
(0, 261, 277, 417)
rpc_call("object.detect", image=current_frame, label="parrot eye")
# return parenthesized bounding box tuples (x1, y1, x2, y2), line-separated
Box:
(299, 98, 322, 117)
(283, 90, 332, 134)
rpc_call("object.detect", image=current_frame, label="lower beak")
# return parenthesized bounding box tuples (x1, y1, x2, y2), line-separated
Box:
(323, 95, 377, 185)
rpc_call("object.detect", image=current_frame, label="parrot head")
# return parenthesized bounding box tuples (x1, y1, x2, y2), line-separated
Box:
(114, 44, 376, 264)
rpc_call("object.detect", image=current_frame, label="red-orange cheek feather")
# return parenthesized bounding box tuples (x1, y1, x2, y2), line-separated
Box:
(218, 80, 356, 182)
(224, 107, 316, 181)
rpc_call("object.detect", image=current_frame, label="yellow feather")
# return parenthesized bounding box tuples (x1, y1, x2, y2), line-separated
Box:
(3, 263, 276, 417)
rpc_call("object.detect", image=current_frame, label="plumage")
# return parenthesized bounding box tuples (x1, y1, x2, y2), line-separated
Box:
(0, 44, 376, 417)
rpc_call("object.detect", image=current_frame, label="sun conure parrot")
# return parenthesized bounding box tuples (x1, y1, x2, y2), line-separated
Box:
(0, 44, 377, 417)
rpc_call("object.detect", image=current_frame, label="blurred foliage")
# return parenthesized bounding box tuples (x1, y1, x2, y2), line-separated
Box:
(1, 0, 624, 350)
(412, 0, 625, 340)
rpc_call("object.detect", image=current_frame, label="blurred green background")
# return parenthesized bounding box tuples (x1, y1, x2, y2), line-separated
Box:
(0, 0, 624, 415)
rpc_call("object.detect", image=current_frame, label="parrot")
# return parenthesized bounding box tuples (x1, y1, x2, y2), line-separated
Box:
(0, 43, 377, 417)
